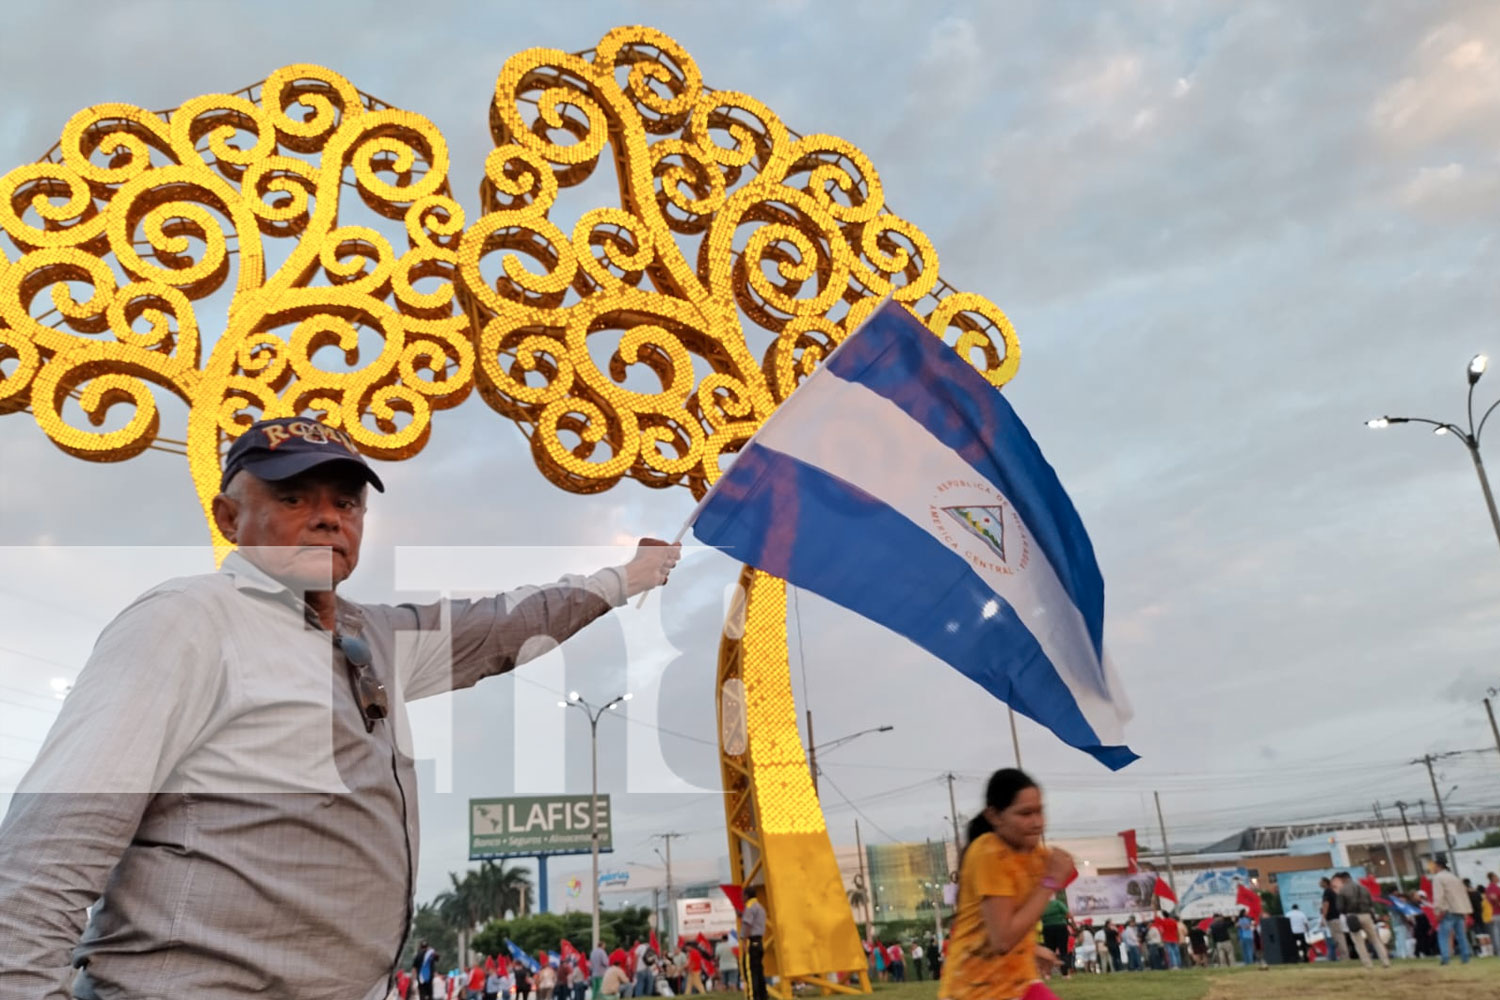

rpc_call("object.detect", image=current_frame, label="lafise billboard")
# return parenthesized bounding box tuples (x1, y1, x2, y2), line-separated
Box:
(470, 795, 613, 859)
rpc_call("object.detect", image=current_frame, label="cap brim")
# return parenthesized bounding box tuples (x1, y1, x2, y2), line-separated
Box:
(230, 450, 386, 492)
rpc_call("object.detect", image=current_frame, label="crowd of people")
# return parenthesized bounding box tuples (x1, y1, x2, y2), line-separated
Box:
(1006, 863, 1500, 978)
(1032, 908, 1260, 975)
(862, 937, 943, 982)
(1316, 859, 1500, 965)
(938, 767, 1500, 1000)
(400, 933, 751, 1000)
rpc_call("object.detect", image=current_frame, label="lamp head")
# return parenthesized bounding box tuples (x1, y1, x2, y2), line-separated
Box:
(1470, 354, 1489, 384)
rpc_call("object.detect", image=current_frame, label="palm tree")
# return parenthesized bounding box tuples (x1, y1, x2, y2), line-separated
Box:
(434, 861, 535, 963)
(473, 860, 533, 920)
(436, 870, 484, 965)
(847, 886, 872, 939)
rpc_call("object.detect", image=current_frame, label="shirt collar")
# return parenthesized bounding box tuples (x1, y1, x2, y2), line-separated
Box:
(219, 551, 366, 634)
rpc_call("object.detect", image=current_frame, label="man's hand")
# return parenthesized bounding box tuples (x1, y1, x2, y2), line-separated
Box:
(625, 538, 682, 597)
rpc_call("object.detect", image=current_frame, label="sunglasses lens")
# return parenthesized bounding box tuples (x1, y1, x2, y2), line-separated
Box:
(340, 635, 372, 667)
(359, 673, 389, 720)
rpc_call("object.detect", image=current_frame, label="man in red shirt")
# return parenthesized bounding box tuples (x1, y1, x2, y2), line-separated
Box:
(467, 963, 488, 999)
(1155, 910, 1183, 969)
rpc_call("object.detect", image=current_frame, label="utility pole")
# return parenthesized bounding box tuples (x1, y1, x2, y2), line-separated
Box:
(653, 833, 684, 948)
(1153, 791, 1177, 903)
(947, 773, 963, 852)
(925, 838, 945, 943)
(807, 709, 819, 799)
(1394, 801, 1420, 877)
(854, 821, 875, 943)
(1417, 799, 1435, 858)
(1486, 693, 1500, 764)
(1372, 802, 1405, 890)
(1415, 754, 1458, 854)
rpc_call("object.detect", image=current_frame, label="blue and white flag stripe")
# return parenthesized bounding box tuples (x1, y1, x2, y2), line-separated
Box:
(691, 301, 1135, 769)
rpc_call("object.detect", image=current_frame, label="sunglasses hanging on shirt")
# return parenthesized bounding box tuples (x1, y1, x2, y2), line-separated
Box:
(334, 633, 388, 733)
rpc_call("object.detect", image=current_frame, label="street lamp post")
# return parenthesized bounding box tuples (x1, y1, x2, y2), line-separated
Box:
(805, 723, 894, 798)
(1368, 353, 1500, 549)
(560, 689, 632, 951)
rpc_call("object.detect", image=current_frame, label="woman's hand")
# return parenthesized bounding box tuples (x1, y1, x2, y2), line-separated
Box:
(1034, 945, 1060, 976)
(1044, 847, 1074, 883)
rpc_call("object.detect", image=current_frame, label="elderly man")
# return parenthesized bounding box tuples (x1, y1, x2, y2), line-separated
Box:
(0, 417, 681, 1000)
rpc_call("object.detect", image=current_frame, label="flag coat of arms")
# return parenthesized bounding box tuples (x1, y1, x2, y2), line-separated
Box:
(689, 300, 1135, 768)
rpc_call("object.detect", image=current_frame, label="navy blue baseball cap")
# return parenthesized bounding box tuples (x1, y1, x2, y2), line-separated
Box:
(220, 417, 386, 493)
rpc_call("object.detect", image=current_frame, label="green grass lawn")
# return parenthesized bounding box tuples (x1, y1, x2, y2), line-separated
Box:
(861, 958, 1500, 1000)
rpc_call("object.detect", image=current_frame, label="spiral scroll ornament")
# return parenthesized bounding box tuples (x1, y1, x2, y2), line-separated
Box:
(458, 26, 1020, 500)
(0, 65, 472, 545)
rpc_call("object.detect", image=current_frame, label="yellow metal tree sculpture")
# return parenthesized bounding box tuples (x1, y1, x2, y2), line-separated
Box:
(0, 65, 472, 547)
(0, 27, 1021, 996)
(457, 27, 1019, 995)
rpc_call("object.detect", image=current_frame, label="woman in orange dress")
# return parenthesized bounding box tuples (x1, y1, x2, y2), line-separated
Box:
(939, 769, 1074, 1000)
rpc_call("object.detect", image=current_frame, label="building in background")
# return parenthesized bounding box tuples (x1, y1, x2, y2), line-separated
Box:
(830, 832, 1139, 929)
(1189, 811, 1500, 882)
(864, 841, 948, 923)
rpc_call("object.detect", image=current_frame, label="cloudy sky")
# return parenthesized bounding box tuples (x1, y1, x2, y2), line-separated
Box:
(5, 0, 1500, 908)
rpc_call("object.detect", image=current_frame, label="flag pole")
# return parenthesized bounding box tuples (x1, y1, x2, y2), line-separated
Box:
(634, 296, 897, 609)
(631, 476, 729, 609)
(1008, 707, 1022, 768)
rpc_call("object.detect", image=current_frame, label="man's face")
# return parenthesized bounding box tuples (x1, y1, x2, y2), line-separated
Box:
(214, 465, 368, 591)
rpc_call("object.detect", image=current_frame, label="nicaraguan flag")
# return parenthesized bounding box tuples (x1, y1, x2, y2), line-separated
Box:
(505, 939, 540, 974)
(690, 300, 1135, 768)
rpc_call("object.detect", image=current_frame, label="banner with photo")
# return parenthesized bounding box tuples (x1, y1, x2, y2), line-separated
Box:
(1065, 873, 1160, 919)
(1176, 867, 1252, 919)
(1275, 866, 1365, 937)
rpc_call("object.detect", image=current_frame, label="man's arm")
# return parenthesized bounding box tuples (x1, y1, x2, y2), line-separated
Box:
(0, 589, 222, 1000)
(396, 541, 680, 701)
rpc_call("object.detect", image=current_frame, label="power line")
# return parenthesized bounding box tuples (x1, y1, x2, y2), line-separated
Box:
(0, 678, 63, 703)
(821, 769, 900, 844)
